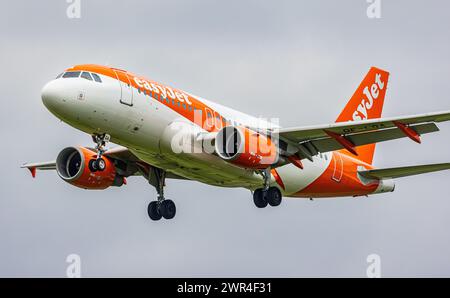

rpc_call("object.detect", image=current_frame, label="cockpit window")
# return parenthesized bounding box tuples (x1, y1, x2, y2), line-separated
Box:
(56, 73, 64, 79)
(62, 71, 81, 78)
(80, 72, 93, 81)
(91, 73, 102, 83)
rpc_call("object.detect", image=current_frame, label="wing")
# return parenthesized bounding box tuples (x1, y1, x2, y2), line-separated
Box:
(359, 163, 450, 179)
(103, 146, 187, 180)
(21, 146, 187, 182)
(276, 110, 450, 160)
(21, 161, 56, 177)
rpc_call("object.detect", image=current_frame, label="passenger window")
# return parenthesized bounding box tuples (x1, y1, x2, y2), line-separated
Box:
(80, 72, 93, 81)
(62, 71, 81, 78)
(56, 73, 64, 79)
(91, 73, 102, 83)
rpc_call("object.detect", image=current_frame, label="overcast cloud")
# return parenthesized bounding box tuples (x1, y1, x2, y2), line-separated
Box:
(1, 0, 450, 277)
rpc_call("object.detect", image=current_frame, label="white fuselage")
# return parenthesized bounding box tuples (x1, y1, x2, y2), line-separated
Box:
(41, 69, 345, 197)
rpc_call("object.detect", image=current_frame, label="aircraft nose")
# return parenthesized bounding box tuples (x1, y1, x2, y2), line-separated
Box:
(41, 80, 61, 112)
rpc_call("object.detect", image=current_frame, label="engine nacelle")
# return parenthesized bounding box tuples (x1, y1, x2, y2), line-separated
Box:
(215, 126, 278, 169)
(56, 146, 123, 190)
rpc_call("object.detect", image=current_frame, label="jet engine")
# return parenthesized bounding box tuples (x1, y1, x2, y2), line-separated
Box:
(215, 126, 278, 169)
(56, 146, 124, 189)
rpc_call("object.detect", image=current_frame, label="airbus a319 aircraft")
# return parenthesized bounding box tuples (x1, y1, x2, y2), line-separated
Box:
(23, 65, 450, 221)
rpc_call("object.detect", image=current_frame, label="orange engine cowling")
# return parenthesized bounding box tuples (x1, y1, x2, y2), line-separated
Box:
(56, 147, 123, 190)
(215, 126, 278, 169)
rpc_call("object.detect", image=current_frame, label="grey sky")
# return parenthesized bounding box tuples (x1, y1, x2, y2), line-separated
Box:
(1, 0, 450, 277)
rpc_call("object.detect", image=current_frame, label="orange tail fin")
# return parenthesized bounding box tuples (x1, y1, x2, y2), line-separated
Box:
(336, 67, 390, 165)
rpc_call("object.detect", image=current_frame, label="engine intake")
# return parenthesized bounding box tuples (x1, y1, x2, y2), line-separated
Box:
(56, 147, 123, 189)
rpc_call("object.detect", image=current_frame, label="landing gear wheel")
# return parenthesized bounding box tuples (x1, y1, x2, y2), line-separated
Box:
(88, 159, 98, 172)
(159, 200, 176, 220)
(253, 189, 268, 208)
(267, 187, 282, 207)
(88, 158, 106, 172)
(148, 201, 162, 221)
(147, 168, 176, 221)
(96, 158, 106, 171)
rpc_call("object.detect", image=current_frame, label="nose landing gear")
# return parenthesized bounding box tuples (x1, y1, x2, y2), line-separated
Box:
(88, 134, 110, 172)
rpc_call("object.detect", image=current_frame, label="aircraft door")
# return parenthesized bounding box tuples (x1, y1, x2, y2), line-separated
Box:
(114, 69, 133, 106)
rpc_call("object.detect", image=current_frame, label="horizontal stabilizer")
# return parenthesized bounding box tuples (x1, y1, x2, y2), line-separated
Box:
(359, 163, 450, 179)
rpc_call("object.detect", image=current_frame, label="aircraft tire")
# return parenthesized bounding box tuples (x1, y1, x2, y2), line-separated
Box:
(88, 159, 98, 172)
(253, 189, 268, 208)
(148, 201, 162, 221)
(267, 187, 282, 207)
(159, 200, 176, 220)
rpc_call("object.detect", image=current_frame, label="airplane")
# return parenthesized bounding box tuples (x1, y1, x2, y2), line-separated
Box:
(22, 65, 450, 221)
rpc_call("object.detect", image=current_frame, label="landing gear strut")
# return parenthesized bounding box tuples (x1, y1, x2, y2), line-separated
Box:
(88, 133, 110, 172)
(253, 168, 283, 208)
(147, 168, 176, 221)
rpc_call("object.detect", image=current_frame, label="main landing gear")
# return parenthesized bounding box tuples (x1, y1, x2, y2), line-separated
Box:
(253, 168, 283, 208)
(147, 168, 176, 221)
(88, 133, 110, 172)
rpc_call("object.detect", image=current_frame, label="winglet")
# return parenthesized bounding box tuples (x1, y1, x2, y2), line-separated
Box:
(28, 167, 37, 178)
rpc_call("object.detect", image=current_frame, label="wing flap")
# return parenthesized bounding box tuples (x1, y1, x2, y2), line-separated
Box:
(359, 163, 450, 179)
